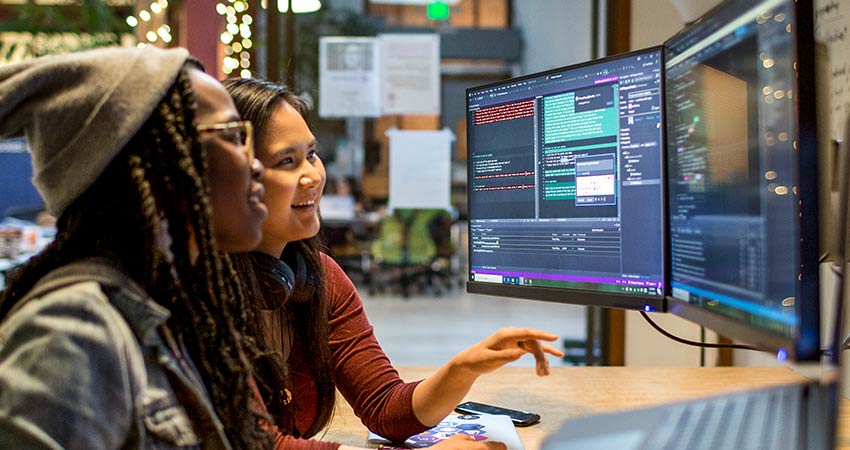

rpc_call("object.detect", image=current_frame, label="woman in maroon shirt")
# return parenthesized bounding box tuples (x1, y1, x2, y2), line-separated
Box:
(224, 78, 564, 450)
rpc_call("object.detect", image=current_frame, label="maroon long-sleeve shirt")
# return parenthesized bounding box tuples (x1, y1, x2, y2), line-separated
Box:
(273, 253, 428, 450)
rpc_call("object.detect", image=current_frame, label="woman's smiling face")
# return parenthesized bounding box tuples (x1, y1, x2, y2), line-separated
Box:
(189, 68, 267, 253)
(254, 100, 325, 256)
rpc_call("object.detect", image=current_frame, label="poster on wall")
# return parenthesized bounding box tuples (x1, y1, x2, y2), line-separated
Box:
(379, 33, 441, 115)
(387, 128, 454, 211)
(319, 37, 381, 118)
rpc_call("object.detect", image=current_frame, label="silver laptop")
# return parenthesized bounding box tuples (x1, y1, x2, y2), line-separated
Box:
(541, 379, 836, 450)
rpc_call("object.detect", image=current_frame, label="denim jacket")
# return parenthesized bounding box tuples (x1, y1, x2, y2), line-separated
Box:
(0, 260, 233, 450)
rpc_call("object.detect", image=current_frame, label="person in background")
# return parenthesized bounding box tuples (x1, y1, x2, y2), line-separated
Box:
(0, 47, 272, 450)
(325, 176, 369, 213)
(224, 77, 564, 450)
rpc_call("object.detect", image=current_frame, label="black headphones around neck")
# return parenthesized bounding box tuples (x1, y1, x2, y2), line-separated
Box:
(250, 251, 301, 310)
(250, 252, 294, 309)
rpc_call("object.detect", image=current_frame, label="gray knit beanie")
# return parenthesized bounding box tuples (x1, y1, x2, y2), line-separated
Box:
(0, 46, 190, 217)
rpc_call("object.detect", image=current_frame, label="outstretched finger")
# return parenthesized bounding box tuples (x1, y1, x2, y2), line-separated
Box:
(540, 343, 565, 357)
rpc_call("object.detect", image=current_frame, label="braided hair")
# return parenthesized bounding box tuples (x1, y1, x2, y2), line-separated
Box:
(0, 66, 272, 450)
(223, 77, 336, 438)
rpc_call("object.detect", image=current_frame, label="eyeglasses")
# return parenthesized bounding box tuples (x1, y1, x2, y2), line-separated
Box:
(197, 120, 254, 162)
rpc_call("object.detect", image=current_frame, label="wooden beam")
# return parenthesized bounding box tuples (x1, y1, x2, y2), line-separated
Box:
(266, 0, 280, 82)
(284, 7, 294, 88)
(605, 0, 630, 55)
(604, 0, 630, 366)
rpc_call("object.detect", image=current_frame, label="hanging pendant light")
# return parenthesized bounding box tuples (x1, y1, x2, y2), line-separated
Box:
(277, 0, 322, 13)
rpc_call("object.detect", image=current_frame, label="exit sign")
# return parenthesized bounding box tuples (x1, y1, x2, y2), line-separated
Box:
(426, 1, 450, 20)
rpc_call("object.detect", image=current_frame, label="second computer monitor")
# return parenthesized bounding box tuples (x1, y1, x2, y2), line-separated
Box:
(664, 0, 820, 360)
(466, 47, 666, 310)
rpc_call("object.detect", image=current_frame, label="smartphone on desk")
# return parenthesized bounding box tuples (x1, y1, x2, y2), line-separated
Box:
(455, 401, 541, 427)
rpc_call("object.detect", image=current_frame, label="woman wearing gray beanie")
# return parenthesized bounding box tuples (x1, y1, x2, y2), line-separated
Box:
(0, 47, 272, 450)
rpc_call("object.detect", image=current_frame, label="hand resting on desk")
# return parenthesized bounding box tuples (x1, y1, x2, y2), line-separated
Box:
(432, 433, 507, 450)
(351, 432, 507, 450)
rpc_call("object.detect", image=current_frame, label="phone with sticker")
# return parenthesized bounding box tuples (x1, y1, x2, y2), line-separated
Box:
(455, 401, 540, 427)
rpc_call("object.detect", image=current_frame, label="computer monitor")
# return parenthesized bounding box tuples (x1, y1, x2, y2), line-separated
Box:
(664, 0, 820, 360)
(465, 47, 667, 310)
(321, 194, 357, 221)
(0, 139, 43, 220)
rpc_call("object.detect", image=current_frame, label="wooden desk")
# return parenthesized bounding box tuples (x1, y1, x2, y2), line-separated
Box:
(322, 366, 850, 450)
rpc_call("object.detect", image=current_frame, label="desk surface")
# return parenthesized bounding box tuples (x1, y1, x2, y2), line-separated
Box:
(322, 366, 850, 450)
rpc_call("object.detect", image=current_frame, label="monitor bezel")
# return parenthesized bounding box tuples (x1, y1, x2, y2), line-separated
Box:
(465, 46, 668, 312)
(663, 0, 820, 361)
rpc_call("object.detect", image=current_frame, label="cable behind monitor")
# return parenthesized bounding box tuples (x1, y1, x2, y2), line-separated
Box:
(639, 311, 760, 351)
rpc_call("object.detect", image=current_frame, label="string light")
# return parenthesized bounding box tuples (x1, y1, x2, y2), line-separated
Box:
(129, 0, 311, 77)
(126, 1, 172, 46)
(157, 25, 173, 43)
(213, 0, 318, 78)
(217, 0, 253, 77)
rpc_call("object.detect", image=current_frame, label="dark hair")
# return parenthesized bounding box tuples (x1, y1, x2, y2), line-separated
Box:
(223, 77, 335, 438)
(0, 67, 272, 450)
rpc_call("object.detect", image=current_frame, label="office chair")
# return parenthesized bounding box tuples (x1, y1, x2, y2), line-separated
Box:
(369, 208, 454, 297)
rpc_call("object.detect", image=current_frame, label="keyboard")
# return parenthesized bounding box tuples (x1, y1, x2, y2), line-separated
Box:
(639, 384, 802, 450)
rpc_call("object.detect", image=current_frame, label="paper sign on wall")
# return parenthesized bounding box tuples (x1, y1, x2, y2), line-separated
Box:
(815, 0, 850, 139)
(319, 37, 381, 118)
(379, 33, 441, 115)
(387, 128, 454, 211)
